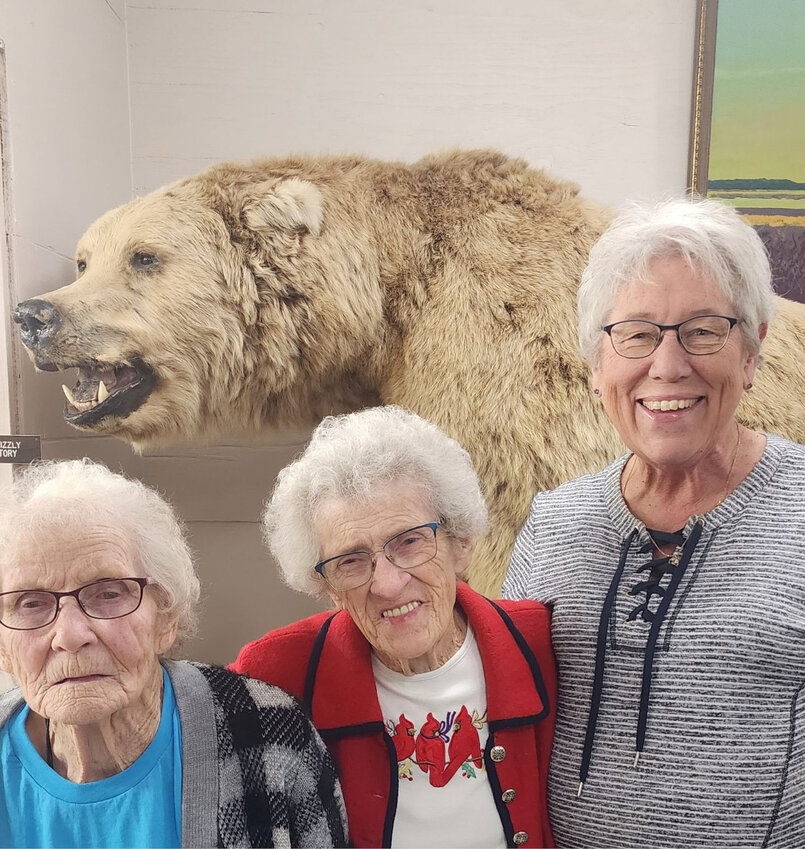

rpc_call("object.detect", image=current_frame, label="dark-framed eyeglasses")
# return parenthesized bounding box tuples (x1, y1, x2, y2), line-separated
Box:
(0, 577, 157, 631)
(315, 522, 440, 592)
(602, 314, 740, 359)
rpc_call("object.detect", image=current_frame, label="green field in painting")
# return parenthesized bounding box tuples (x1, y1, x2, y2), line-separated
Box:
(708, 191, 805, 211)
(707, 180, 805, 212)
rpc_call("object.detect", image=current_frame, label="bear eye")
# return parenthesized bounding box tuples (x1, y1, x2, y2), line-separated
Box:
(131, 252, 159, 271)
(76, 259, 87, 274)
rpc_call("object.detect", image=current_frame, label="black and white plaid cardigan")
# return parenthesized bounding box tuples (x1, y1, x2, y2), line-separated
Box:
(0, 660, 348, 848)
(167, 660, 348, 847)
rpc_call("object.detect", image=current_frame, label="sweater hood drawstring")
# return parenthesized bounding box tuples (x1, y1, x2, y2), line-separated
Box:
(577, 520, 704, 797)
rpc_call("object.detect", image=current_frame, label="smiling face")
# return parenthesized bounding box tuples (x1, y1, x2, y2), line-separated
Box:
(592, 255, 761, 470)
(0, 523, 176, 726)
(314, 480, 473, 675)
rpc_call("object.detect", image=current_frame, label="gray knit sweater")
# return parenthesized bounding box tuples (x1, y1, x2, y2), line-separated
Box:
(504, 433, 805, 849)
(0, 661, 348, 848)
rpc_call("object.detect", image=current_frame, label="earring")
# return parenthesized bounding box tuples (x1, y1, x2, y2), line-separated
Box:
(744, 382, 753, 390)
(593, 388, 601, 396)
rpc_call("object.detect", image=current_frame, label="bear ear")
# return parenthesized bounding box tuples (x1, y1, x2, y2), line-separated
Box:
(241, 177, 324, 237)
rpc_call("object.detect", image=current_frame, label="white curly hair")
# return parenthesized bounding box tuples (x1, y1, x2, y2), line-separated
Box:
(0, 458, 200, 648)
(264, 406, 489, 597)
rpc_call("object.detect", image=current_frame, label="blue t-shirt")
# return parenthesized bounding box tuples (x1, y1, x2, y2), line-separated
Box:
(0, 667, 182, 848)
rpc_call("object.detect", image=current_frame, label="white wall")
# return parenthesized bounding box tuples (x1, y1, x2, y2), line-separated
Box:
(0, 43, 14, 690)
(126, 0, 698, 203)
(0, 0, 700, 670)
(1, 0, 132, 443)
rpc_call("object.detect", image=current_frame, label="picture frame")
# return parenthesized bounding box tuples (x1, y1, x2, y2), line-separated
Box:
(688, 0, 805, 303)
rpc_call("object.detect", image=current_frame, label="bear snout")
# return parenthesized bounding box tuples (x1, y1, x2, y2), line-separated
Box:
(13, 299, 63, 355)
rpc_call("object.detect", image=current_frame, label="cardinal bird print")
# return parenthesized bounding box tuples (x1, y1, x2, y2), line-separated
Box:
(386, 705, 488, 786)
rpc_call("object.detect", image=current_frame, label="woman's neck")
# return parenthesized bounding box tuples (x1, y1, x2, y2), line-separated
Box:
(31, 666, 164, 783)
(622, 425, 766, 530)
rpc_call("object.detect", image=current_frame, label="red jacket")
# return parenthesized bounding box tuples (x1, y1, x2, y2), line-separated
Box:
(232, 583, 556, 848)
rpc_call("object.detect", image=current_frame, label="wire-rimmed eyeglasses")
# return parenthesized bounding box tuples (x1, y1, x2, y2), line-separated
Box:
(602, 314, 740, 359)
(315, 522, 440, 592)
(0, 577, 157, 631)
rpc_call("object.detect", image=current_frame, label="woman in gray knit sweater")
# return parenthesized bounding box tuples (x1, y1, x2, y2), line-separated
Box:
(504, 197, 805, 849)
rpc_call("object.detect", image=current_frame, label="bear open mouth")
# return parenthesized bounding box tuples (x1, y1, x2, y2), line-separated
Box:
(60, 360, 156, 426)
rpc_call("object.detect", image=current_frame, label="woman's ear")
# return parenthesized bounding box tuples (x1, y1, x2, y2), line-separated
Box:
(743, 323, 768, 388)
(450, 537, 475, 576)
(156, 619, 178, 656)
(0, 642, 11, 675)
(326, 589, 343, 610)
(591, 363, 603, 396)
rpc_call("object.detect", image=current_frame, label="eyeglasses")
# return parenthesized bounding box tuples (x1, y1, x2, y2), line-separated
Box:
(315, 522, 440, 591)
(602, 314, 740, 359)
(0, 577, 156, 631)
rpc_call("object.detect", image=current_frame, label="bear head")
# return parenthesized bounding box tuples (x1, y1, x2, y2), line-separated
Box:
(14, 166, 385, 449)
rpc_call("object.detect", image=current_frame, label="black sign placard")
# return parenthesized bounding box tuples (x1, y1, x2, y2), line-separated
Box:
(0, 436, 41, 464)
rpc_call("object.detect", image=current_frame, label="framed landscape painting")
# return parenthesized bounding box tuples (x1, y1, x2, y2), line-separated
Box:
(689, 0, 805, 302)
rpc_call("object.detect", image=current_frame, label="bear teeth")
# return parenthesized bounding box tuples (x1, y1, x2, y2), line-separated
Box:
(62, 383, 77, 406)
(62, 381, 110, 411)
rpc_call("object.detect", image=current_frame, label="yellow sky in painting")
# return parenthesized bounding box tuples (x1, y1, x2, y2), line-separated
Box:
(708, 0, 805, 182)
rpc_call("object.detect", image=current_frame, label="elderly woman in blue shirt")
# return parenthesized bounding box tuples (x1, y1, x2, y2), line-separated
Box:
(0, 458, 347, 848)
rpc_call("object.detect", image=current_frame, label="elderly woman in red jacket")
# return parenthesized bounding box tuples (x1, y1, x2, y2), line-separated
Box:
(233, 406, 556, 848)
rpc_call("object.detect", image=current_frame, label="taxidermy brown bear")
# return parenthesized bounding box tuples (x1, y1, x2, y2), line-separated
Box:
(14, 150, 805, 595)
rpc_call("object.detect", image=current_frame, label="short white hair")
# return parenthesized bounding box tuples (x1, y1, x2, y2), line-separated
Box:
(264, 406, 489, 597)
(0, 459, 200, 648)
(577, 196, 776, 365)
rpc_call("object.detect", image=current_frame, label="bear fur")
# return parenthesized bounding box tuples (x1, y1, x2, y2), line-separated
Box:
(16, 149, 805, 596)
